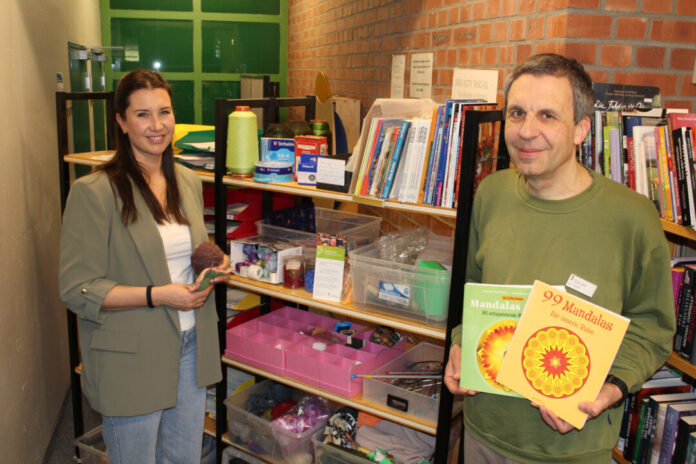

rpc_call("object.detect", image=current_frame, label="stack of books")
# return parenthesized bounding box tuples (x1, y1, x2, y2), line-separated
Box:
(352, 100, 496, 208)
(586, 83, 696, 230)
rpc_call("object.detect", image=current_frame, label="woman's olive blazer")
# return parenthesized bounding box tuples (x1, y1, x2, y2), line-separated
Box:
(59, 164, 221, 417)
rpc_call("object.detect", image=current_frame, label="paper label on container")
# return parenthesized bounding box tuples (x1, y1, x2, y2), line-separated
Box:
(313, 245, 345, 302)
(378, 282, 410, 307)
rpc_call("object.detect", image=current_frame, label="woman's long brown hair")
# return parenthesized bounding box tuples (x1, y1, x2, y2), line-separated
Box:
(98, 69, 188, 226)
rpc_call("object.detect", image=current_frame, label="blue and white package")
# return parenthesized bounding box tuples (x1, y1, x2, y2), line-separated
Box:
(297, 153, 325, 185)
(260, 138, 295, 169)
(253, 161, 294, 183)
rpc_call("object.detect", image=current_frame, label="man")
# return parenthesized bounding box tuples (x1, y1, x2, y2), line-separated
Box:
(444, 54, 675, 463)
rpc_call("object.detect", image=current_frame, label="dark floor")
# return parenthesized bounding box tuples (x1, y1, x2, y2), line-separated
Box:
(43, 388, 102, 464)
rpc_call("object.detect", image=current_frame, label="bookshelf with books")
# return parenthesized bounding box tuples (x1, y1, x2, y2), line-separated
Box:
(210, 99, 508, 463)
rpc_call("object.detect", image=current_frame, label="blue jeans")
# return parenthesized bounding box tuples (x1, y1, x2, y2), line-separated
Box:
(102, 328, 206, 464)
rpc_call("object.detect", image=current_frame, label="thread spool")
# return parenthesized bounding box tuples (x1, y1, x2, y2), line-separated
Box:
(247, 264, 263, 280)
(310, 119, 332, 155)
(226, 106, 259, 177)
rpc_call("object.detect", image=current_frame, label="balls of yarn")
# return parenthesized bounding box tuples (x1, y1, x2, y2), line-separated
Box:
(191, 242, 225, 276)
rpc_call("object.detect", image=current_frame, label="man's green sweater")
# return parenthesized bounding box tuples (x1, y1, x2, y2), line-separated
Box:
(452, 168, 675, 463)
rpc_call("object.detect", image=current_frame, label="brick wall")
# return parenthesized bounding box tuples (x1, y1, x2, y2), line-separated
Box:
(287, 0, 696, 116)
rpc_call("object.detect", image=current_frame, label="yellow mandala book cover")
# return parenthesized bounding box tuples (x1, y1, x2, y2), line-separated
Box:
(460, 283, 531, 396)
(496, 280, 630, 430)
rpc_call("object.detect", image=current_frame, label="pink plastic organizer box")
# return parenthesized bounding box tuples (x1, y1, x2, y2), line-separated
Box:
(225, 306, 405, 397)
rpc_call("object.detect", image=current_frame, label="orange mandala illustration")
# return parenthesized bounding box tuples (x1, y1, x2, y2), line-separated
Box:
(476, 320, 517, 392)
(521, 327, 590, 398)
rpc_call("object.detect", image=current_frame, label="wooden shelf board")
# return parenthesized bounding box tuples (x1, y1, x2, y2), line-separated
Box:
(662, 219, 696, 242)
(64, 151, 115, 166)
(666, 351, 696, 378)
(612, 447, 629, 464)
(226, 274, 447, 340)
(221, 355, 438, 435)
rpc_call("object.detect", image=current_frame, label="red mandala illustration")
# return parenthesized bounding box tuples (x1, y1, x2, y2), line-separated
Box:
(521, 327, 590, 398)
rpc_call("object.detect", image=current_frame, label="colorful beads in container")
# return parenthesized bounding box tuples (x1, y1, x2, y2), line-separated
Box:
(229, 237, 303, 285)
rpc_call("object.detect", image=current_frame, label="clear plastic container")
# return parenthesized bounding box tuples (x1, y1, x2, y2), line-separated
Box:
(74, 426, 108, 464)
(224, 380, 331, 463)
(312, 434, 371, 464)
(255, 206, 382, 253)
(363, 343, 446, 423)
(349, 233, 453, 327)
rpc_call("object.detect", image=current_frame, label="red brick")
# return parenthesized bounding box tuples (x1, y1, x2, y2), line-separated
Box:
(447, 6, 460, 24)
(616, 17, 648, 40)
(681, 80, 696, 97)
(605, 0, 637, 11)
(413, 32, 430, 48)
(488, 0, 502, 18)
(433, 29, 452, 46)
(500, 44, 515, 65)
(671, 49, 696, 71)
(437, 9, 448, 27)
(440, 68, 454, 86)
(600, 44, 632, 67)
(614, 72, 678, 94)
(527, 17, 545, 40)
(676, 0, 696, 14)
(484, 46, 498, 65)
(471, 47, 484, 65)
(568, 0, 601, 7)
(447, 48, 458, 66)
(586, 70, 609, 84)
(547, 14, 568, 38)
(493, 20, 508, 42)
(539, 0, 570, 11)
(425, 0, 443, 9)
(428, 12, 437, 28)
(473, 1, 487, 20)
(454, 26, 477, 44)
(480, 23, 492, 43)
(565, 42, 597, 65)
(635, 47, 665, 69)
(663, 99, 695, 112)
(519, 0, 537, 14)
(458, 48, 471, 66)
(517, 43, 533, 62)
(502, 0, 517, 15)
(460, 4, 473, 21)
(536, 41, 566, 55)
(510, 18, 525, 41)
(643, 0, 673, 13)
(567, 14, 613, 38)
(651, 20, 696, 44)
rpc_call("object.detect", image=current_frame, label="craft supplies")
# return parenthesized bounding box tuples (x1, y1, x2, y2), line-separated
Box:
(253, 161, 294, 183)
(226, 106, 259, 177)
(229, 237, 302, 285)
(283, 256, 305, 289)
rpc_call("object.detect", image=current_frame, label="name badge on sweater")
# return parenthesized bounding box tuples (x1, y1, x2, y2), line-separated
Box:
(565, 274, 597, 299)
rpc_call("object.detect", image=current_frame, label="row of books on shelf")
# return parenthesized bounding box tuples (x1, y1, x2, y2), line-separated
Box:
(581, 108, 696, 229)
(352, 100, 497, 208)
(672, 259, 696, 365)
(617, 368, 696, 464)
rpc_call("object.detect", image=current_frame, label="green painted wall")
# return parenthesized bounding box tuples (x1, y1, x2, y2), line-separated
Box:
(100, 0, 286, 125)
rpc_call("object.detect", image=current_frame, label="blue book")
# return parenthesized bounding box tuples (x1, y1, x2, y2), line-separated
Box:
(380, 120, 412, 199)
(432, 101, 455, 206)
(423, 105, 446, 205)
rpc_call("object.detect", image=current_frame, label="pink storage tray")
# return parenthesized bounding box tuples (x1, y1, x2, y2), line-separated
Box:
(225, 306, 404, 396)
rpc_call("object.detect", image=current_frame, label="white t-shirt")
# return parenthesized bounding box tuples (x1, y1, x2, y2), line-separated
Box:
(156, 221, 195, 331)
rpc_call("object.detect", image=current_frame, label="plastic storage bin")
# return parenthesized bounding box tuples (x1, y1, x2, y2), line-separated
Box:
(349, 233, 453, 327)
(363, 343, 445, 423)
(256, 206, 382, 253)
(74, 426, 108, 464)
(225, 306, 405, 396)
(313, 435, 371, 464)
(224, 380, 330, 463)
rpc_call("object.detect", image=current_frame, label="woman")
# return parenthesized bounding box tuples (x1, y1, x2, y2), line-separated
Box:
(59, 69, 228, 463)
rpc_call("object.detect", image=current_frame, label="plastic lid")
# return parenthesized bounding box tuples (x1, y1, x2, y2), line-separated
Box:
(235, 105, 250, 111)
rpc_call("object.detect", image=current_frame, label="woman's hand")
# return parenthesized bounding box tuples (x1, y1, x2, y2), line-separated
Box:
(152, 283, 213, 311)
